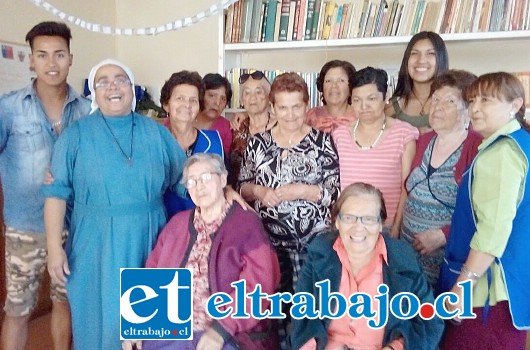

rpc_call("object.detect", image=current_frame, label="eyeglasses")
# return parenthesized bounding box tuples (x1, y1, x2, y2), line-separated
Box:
(184, 172, 219, 189)
(338, 213, 381, 225)
(239, 71, 270, 85)
(94, 78, 131, 90)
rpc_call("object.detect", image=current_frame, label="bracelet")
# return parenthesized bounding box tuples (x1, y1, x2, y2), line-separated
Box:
(461, 265, 482, 281)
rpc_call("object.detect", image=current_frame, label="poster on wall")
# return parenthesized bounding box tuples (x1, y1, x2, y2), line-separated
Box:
(0, 41, 35, 95)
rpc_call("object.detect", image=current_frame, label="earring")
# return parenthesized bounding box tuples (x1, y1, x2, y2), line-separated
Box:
(509, 111, 515, 119)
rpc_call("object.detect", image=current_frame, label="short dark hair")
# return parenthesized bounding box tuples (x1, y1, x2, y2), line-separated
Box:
(393, 31, 449, 105)
(331, 182, 387, 227)
(316, 60, 356, 105)
(160, 70, 205, 109)
(26, 21, 72, 51)
(431, 70, 477, 107)
(352, 67, 389, 96)
(269, 72, 309, 105)
(203, 73, 233, 104)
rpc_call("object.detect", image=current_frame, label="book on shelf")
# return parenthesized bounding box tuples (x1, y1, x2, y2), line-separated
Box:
(249, 0, 265, 42)
(304, 0, 317, 39)
(263, 0, 280, 42)
(321, 1, 337, 40)
(259, 0, 268, 42)
(332, 3, 343, 39)
(292, 0, 302, 40)
(274, 1, 283, 40)
(309, 0, 322, 39)
(240, 0, 254, 42)
(224, 4, 235, 43)
(315, 0, 327, 39)
(278, 0, 291, 40)
(297, 0, 308, 40)
(287, 0, 297, 40)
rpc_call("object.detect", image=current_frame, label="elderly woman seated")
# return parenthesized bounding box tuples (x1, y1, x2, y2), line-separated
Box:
(123, 153, 280, 350)
(290, 182, 444, 350)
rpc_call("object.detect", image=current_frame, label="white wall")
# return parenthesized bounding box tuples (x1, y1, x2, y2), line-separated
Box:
(115, 0, 219, 104)
(0, 0, 116, 92)
(0, 0, 220, 102)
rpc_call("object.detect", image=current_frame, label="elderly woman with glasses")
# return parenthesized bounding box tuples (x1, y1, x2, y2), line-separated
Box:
(291, 182, 444, 350)
(44, 59, 186, 350)
(305, 60, 357, 133)
(400, 70, 482, 288)
(238, 72, 340, 349)
(123, 153, 280, 350)
(230, 70, 276, 185)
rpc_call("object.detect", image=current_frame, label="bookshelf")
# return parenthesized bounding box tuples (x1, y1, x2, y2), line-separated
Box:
(217, 1, 530, 113)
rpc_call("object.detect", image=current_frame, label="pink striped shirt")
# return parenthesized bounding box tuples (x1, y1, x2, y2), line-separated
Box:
(332, 119, 418, 226)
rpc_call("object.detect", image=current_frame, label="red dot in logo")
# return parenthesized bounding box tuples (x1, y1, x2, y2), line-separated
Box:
(420, 303, 435, 319)
(173, 330, 178, 335)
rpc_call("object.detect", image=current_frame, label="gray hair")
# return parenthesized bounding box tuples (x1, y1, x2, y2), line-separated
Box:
(181, 153, 227, 184)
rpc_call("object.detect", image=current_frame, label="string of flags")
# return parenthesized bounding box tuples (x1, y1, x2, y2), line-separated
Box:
(27, 0, 237, 35)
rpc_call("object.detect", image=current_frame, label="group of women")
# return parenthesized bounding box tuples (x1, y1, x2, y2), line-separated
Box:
(41, 30, 528, 350)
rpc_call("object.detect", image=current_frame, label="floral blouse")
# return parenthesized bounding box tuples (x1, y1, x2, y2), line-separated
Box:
(238, 128, 340, 250)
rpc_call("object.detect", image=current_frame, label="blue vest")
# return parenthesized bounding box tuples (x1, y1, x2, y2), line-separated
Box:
(439, 128, 530, 329)
(164, 129, 224, 218)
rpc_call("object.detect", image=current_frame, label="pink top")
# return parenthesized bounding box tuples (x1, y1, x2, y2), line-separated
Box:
(305, 106, 356, 133)
(332, 119, 419, 226)
(211, 116, 233, 155)
(300, 235, 404, 350)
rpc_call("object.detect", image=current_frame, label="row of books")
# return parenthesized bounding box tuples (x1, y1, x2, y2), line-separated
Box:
(225, 69, 530, 110)
(224, 0, 530, 43)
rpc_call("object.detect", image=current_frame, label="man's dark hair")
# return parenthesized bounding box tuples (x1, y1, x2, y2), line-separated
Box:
(26, 21, 72, 50)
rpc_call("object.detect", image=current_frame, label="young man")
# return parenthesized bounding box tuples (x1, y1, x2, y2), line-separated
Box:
(0, 22, 90, 350)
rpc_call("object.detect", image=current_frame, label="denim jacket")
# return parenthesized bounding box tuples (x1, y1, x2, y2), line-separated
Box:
(0, 82, 90, 232)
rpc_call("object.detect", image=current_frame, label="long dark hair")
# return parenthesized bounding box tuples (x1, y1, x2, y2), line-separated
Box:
(392, 31, 449, 107)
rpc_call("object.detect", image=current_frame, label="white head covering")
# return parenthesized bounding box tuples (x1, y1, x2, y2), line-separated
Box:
(88, 58, 136, 114)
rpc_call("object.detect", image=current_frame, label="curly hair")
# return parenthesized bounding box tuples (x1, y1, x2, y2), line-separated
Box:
(269, 72, 309, 105)
(160, 70, 205, 109)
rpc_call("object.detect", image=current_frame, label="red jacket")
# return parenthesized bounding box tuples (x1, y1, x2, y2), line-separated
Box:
(146, 203, 280, 349)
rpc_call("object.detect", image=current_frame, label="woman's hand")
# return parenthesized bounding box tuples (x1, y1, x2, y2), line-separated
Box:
(230, 112, 248, 131)
(225, 186, 251, 211)
(122, 340, 142, 350)
(259, 186, 282, 207)
(196, 328, 224, 350)
(47, 246, 70, 287)
(412, 229, 447, 255)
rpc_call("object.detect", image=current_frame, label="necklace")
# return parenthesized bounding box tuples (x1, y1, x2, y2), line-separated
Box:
(353, 117, 386, 150)
(101, 113, 135, 165)
(51, 120, 62, 128)
(411, 90, 430, 116)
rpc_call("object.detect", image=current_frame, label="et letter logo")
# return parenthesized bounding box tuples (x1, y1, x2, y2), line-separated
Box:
(120, 268, 193, 340)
